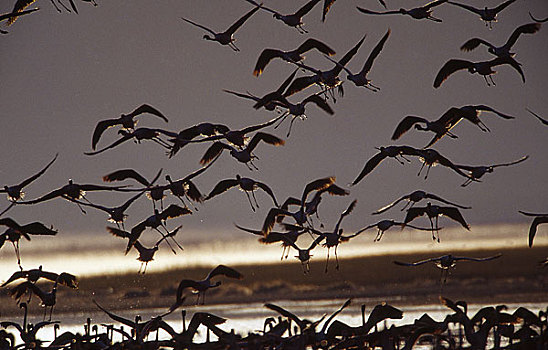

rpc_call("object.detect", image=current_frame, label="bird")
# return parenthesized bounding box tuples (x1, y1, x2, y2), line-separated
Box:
(358, 219, 433, 242)
(0, 153, 58, 216)
(234, 223, 308, 260)
(404, 202, 470, 242)
(199, 132, 285, 171)
(102, 168, 166, 211)
(0, 8, 39, 32)
(456, 104, 515, 132)
(2, 265, 77, 289)
(526, 108, 548, 126)
(434, 56, 525, 88)
(323, 29, 391, 92)
(275, 93, 335, 137)
(284, 35, 366, 100)
(252, 38, 335, 77)
(85, 127, 176, 156)
(394, 253, 502, 284)
(18, 179, 132, 214)
(519, 211, 548, 248)
(351, 145, 420, 186)
(261, 176, 336, 236)
(0, 219, 58, 268)
(447, 0, 517, 28)
(373, 190, 471, 215)
(456, 155, 529, 187)
(245, 0, 321, 34)
(356, 0, 448, 22)
(205, 174, 278, 212)
(91, 104, 169, 150)
(282, 234, 324, 274)
(460, 23, 541, 59)
(171, 265, 243, 307)
(126, 204, 191, 255)
(223, 89, 285, 112)
(181, 3, 261, 51)
(9, 280, 60, 321)
(166, 122, 230, 158)
(412, 148, 479, 181)
(252, 69, 299, 110)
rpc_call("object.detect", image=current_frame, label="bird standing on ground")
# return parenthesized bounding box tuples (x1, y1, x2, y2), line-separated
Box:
(171, 265, 243, 307)
(181, 3, 261, 51)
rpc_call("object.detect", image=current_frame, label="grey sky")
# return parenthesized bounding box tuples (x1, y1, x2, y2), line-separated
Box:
(1, 0, 547, 243)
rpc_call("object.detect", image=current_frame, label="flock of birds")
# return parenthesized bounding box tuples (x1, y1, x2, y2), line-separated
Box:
(1, 0, 547, 348)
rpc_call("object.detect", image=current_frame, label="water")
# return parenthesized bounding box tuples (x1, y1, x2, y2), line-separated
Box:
(1, 223, 545, 280)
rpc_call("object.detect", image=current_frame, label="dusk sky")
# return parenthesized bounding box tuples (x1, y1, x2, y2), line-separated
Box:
(1, 0, 547, 242)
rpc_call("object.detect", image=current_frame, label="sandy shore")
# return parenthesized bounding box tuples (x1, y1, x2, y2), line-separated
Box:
(1, 246, 547, 317)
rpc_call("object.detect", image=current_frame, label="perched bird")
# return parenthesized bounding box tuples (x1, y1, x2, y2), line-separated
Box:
(2, 265, 77, 289)
(181, 4, 261, 51)
(351, 145, 419, 186)
(253, 38, 335, 77)
(460, 23, 541, 59)
(358, 219, 433, 242)
(205, 174, 278, 212)
(356, 0, 448, 22)
(434, 56, 524, 88)
(404, 202, 470, 241)
(171, 265, 243, 307)
(519, 211, 548, 248)
(456, 155, 529, 187)
(394, 253, 502, 284)
(0, 219, 58, 268)
(526, 108, 548, 126)
(323, 29, 391, 92)
(91, 104, 168, 150)
(448, 0, 517, 28)
(372, 190, 470, 215)
(85, 127, 175, 156)
(246, 0, 321, 34)
(199, 132, 285, 171)
(1, 153, 58, 216)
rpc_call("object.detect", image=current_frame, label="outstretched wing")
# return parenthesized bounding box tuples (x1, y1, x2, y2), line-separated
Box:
(439, 207, 470, 230)
(391, 116, 428, 140)
(207, 265, 243, 280)
(205, 179, 239, 200)
(359, 29, 391, 77)
(18, 153, 58, 189)
(394, 257, 438, 266)
(372, 194, 410, 215)
(225, 4, 261, 35)
(433, 59, 473, 88)
(454, 254, 502, 262)
(351, 152, 385, 186)
(356, 7, 401, 15)
(460, 38, 494, 52)
(129, 104, 168, 122)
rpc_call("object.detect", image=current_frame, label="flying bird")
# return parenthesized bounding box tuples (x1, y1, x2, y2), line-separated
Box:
(205, 174, 278, 212)
(253, 69, 299, 110)
(181, 3, 261, 51)
(276, 93, 334, 137)
(413, 148, 481, 181)
(253, 38, 335, 77)
(166, 122, 230, 158)
(85, 127, 176, 156)
(447, 0, 518, 28)
(372, 190, 471, 215)
(171, 265, 243, 307)
(519, 211, 548, 247)
(245, 0, 321, 34)
(223, 89, 284, 112)
(404, 202, 470, 241)
(456, 155, 529, 187)
(323, 29, 391, 92)
(2, 265, 77, 289)
(91, 104, 168, 150)
(356, 0, 448, 22)
(434, 56, 525, 88)
(358, 219, 433, 242)
(234, 223, 308, 260)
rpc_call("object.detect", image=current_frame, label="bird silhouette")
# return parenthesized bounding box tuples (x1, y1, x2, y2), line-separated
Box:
(200, 132, 285, 171)
(234, 223, 308, 260)
(245, 0, 321, 34)
(205, 174, 278, 212)
(519, 211, 548, 248)
(91, 104, 168, 150)
(171, 265, 243, 307)
(358, 219, 433, 242)
(8, 0, 75, 25)
(448, 0, 517, 28)
(412, 148, 478, 181)
(372, 190, 471, 215)
(356, 0, 448, 22)
(166, 122, 230, 158)
(223, 89, 285, 112)
(253, 69, 299, 110)
(253, 38, 335, 77)
(181, 3, 261, 51)
(1, 153, 58, 216)
(456, 155, 529, 187)
(0, 219, 58, 268)
(2, 265, 77, 289)
(10, 280, 60, 321)
(404, 202, 470, 241)
(102, 168, 166, 211)
(323, 29, 391, 92)
(276, 93, 335, 137)
(283, 234, 324, 274)
(85, 127, 176, 156)
(351, 145, 419, 186)
(394, 253, 502, 284)
(434, 56, 524, 88)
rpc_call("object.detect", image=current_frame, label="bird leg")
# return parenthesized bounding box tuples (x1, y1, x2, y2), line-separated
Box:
(364, 82, 380, 92)
(296, 25, 308, 34)
(153, 227, 178, 254)
(461, 177, 473, 187)
(417, 162, 427, 177)
(274, 112, 290, 129)
(424, 164, 433, 180)
(324, 248, 330, 273)
(446, 130, 459, 138)
(12, 241, 23, 271)
(428, 217, 436, 241)
(335, 245, 340, 270)
(374, 229, 384, 242)
(251, 191, 260, 210)
(0, 202, 16, 217)
(49, 0, 63, 12)
(435, 216, 440, 242)
(286, 115, 301, 137)
(244, 191, 256, 212)
(476, 121, 490, 132)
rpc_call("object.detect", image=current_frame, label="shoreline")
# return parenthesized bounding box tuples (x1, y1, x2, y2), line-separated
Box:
(1, 246, 546, 317)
